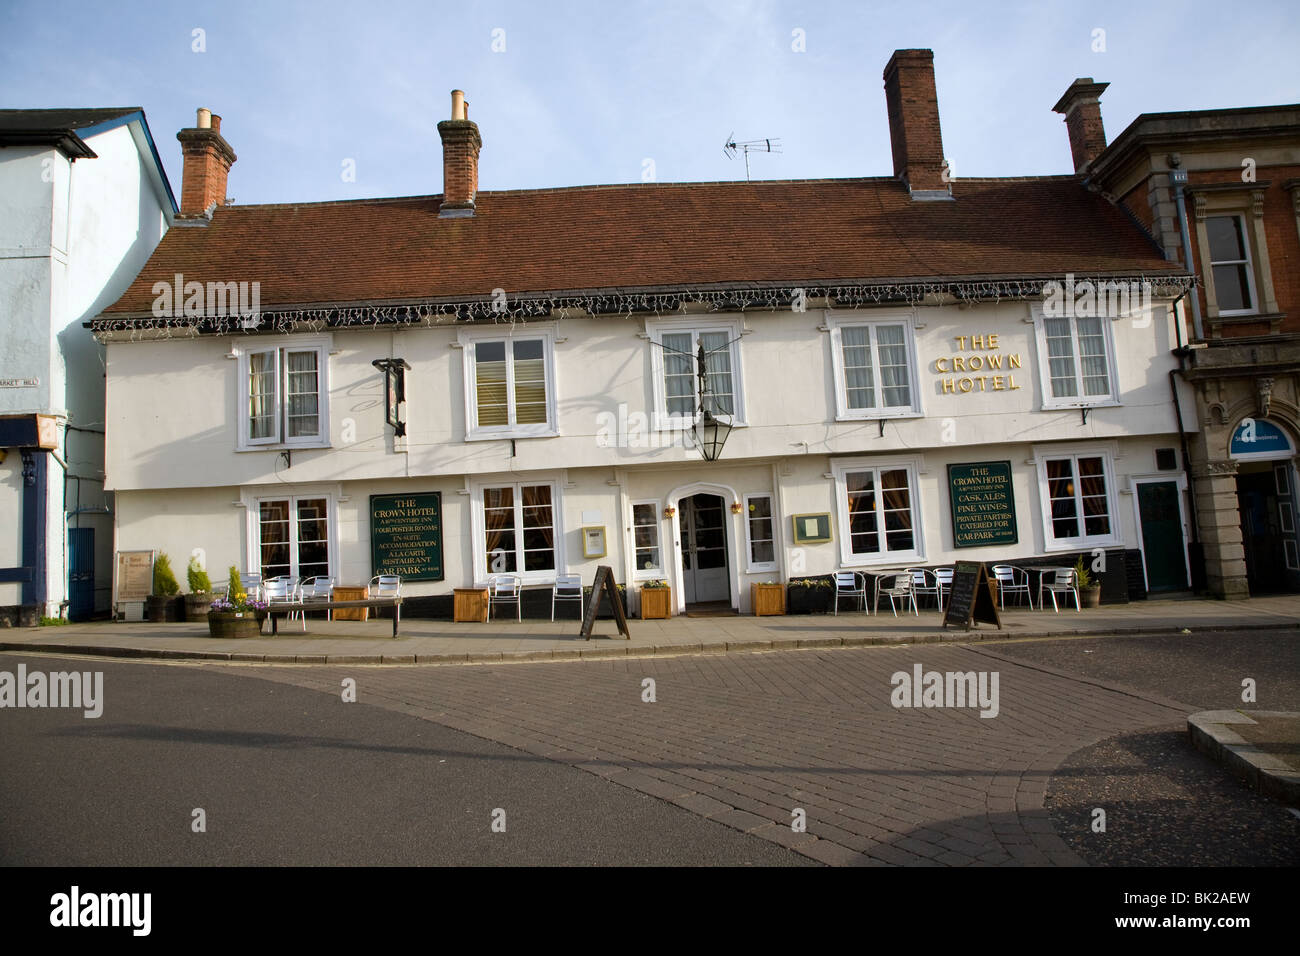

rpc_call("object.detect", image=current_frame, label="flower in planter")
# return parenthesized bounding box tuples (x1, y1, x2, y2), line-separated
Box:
(642, 580, 669, 589)
(210, 596, 269, 616)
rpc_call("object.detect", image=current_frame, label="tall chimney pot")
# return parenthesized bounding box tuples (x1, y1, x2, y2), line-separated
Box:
(883, 49, 948, 198)
(438, 88, 482, 218)
(1052, 78, 1110, 173)
(176, 107, 237, 218)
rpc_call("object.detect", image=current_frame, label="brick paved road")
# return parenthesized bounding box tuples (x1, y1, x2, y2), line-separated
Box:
(225, 642, 1188, 866)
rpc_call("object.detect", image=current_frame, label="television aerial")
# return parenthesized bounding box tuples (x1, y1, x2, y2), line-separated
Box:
(723, 132, 782, 181)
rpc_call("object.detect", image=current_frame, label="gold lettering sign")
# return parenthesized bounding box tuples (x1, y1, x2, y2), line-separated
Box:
(934, 333, 1022, 394)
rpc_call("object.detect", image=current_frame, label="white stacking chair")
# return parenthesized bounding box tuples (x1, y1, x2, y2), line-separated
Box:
(875, 572, 919, 617)
(906, 567, 940, 610)
(489, 574, 522, 622)
(1039, 568, 1081, 612)
(991, 565, 1033, 609)
(833, 571, 867, 614)
(236, 571, 263, 602)
(301, 576, 335, 620)
(551, 574, 583, 622)
(263, 577, 304, 631)
(933, 567, 954, 608)
(368, 574, 401, 599)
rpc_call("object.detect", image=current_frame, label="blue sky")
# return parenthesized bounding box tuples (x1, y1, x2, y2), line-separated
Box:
(3, 0, 1297, 206)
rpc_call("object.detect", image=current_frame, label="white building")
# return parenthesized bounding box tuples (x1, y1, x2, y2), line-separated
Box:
(0, 109, 175, 623)
(94, 52, 1197, 617)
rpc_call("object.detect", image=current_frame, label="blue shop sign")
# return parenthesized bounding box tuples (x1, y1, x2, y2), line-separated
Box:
(1230, 419, 1293, 457)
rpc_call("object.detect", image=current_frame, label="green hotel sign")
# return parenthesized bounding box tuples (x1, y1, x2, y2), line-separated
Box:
(370, 492, 444, 581)
(948, 461, 1018, 548)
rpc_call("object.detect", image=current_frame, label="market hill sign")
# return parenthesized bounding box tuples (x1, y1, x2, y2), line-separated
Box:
(933, 334, 1023, 394)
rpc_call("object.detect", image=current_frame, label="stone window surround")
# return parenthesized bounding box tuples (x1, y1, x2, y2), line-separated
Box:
(1190, 182, 1282, 333)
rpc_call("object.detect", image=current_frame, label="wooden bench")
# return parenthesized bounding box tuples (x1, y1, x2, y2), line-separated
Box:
(265, 597, 403, 637)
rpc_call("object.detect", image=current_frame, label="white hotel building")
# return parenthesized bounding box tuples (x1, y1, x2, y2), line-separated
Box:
(94, 52, 1198, 616)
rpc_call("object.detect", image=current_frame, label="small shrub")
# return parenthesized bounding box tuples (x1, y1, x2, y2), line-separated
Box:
(187, 557, 213, 594)
(227, 564, 246, 603)
(153, 553, 181, 596)
(39, 616, 70, 627)
(641, 580, 669, 589)
(1073, 555, 1094, 589)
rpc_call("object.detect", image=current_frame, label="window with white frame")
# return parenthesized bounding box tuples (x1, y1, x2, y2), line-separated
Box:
(647, 319, 746, 428)
(827, 316, 920, 418)
(477, 480, 561, 582)
(1038, 450, 1118, 548)
(745, 493, 776, 571)
(238, 339, 330, 447)
(631, 501, 662, 577)
(460, 329, 557, 440)
(1206, 215, 1256, 314)
(255, 495, 331, 580)
(1031, 308, 1119, 408)
(832, 459, 923, 565)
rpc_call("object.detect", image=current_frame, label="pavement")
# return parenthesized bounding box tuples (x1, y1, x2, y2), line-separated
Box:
(2, 593, 1298, 665)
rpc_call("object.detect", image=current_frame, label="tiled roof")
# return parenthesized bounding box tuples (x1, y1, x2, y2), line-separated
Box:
(102, 175, 1183, 315)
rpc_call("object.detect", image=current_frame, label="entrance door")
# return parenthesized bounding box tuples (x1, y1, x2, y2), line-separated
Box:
(1237, 463, 1293, 594)
(681, 493, 729, 604)
(1136, 481, 1188, 592)
(68, 527, 95, 622)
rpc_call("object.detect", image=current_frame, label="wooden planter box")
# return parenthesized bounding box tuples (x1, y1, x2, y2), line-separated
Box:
(640, 586, 671, 620)
(333, 585, 369, 621)
(207, 611, 264, 638)
(751, 583, 786, 616)
(453, 587, 489, 623)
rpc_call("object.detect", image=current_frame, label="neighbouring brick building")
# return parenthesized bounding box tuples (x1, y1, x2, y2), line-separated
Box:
(1078, 87, 1300, 598)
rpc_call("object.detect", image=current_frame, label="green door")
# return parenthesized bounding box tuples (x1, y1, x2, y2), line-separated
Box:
(1138, 481, 1188, 592)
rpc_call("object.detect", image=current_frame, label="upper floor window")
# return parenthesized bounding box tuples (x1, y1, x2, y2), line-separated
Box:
(1206, 215, 1256, 315)
(1030, 308, 1119, 409)
(826, 314, 921, 419)
(459, 327, 558, 440)
(237, 337, 331, 449)
(647, 318, 746, 429)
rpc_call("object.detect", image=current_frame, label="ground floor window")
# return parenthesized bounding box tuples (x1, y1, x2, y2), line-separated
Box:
(832, 458, 923, 566)
(632, 500, 662, 577)
(1033, 447, 1119, 550)
(481, 482, 557, 579)
(257, 496, 330, 580)
(745, 493, 776, 571)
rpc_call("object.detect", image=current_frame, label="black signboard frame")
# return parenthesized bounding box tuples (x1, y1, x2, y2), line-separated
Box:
(369, 492, 444, 582)
(942, 560, 1002, 630)
(948, 460, 1018, 549)
(580, 565, 631, 640)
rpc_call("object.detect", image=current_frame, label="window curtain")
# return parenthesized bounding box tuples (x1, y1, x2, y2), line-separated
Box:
(700, 331, 734, 415)
(483, 486, 516, 572)
(285, 351, 319, 437)
(521, 485, 554, 571)
(475, 342, 509, 427)
(512, 340, 548, 424)
(1075, 317, 1109, 397)
(1043, 317, 1078, 397)
(249, 351, 276, 440)
(875, 325, 911, 408)
(841, 326, 875, 409)
(880, 468, 913, 550)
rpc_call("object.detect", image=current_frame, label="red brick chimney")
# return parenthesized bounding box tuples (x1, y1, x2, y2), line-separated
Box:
(176, 108, 236, 218)
(883, 49, 948, 198)
(1052, 78, 1109, 173)
(437, 90, 482, 218)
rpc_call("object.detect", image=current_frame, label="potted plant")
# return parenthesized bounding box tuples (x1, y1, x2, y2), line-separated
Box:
(787, 575, 833, 614)
(584, 582, 628, 620)
(184, 557, 215, 621)
(1074, 556, 1102, 608)
(208, 564, 267, 637)
(639, 579, 671, 619)
(146, 552, 183, 622)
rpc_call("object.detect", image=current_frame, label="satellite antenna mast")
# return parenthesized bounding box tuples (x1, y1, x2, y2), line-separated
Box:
(723, 132, 782, 181)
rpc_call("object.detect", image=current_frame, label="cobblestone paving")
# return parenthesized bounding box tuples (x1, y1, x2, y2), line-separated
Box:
(223, 642, 1187, 866)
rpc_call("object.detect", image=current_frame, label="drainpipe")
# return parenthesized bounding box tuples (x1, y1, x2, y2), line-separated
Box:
(1169, 335, 1205, 592)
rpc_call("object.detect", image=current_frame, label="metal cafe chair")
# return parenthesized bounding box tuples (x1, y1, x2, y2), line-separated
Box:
(551, 573, 583, 622)
(1039, 568, 1081, 612)
(905, 567, 941, 610)
(874, 571, 919, 617)
(368, 574, 402, 600)
(489, 574, 522, 622)
(933, 566, 955, 606)
(833, 571, 867, 614)
(301, 576, 335, 620)
(263, 577, 304, 631)
(236, 571, 263, 602)
(990, 564, 1034, 609)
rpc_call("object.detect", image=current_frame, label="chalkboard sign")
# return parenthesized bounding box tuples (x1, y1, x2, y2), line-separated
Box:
(370, 493, 443, 581)
(580, 565, 630, 640)
(942, 560, 1002, 630)
(948, 461, 1018, 548)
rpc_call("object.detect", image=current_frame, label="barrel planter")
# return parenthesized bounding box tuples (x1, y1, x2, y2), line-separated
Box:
(146, 594, 184, 622)
(207, 611, 264, 638)
(184, 593, 215, 622)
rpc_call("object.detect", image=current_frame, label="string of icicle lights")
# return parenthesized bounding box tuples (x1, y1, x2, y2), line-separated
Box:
(91, 275, 1196, 342)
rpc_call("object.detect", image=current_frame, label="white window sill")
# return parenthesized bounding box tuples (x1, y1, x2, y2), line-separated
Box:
(745, 563, 778, 574)
(1042, 538, 1118, 553)
(1041, 399, 1121, 412)
(654, 418, 749, 432)
(835, 410, 923, 423)
(839, 552, 923, 568)
(237, 441, 332, 452)
(1215, 309, 1260, 318)
(465, 428, 559, 442)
